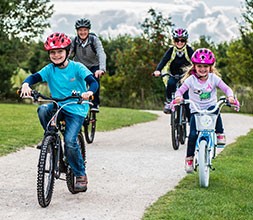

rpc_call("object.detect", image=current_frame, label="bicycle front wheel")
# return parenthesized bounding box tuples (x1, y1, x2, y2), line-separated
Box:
(37, 135, 55, 207)
(84, 110, 96, 144)
(66, 132, 87, 194)
(171, 107, 180, 150)
(179, 104, 187, 145)
(198, 140, 210, 188)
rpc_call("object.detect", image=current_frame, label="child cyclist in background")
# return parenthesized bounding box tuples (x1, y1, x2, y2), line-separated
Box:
(174, 48, 236, 173)
(20, 32, 98, 191)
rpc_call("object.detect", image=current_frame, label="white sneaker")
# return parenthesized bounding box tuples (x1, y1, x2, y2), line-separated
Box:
(217, 133, 226, 145)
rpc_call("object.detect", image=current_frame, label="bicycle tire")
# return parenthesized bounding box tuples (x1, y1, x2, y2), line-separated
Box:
(171, 106, 180, 150)
(66, 132, 87, 194)
(179, 104, 187, 145)
(84, 110, 96, 144)
(37, 135, 55, 207)
(198, 140, 210, 188)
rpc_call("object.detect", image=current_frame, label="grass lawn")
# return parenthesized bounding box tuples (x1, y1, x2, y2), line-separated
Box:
(142, 129, 253, 220)
(0, 103, 158, 156)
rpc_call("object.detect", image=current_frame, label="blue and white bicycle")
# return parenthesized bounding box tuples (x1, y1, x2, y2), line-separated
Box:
(172, 97, 240, 187)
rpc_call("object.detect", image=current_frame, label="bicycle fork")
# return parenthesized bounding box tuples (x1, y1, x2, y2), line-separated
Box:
(195, 132, 216, 171)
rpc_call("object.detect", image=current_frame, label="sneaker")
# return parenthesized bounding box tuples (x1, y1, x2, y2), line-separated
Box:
(75, 175, 88, 192)
(163, 102, 171, 114)
(217, 133, 226, 145)
(185, 156, 194, 173)
(90, 105, 99, 112)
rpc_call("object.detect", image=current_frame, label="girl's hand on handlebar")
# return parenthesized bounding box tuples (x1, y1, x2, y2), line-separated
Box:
(152, 70, 161, 77)
(20, 83, 32, 97)
(227, 96, 235, 104)
(174, 96, 182, 104)
(233, 98, 240, 112)
(169, 97, 183, 112)
(81, 91, 93, 100)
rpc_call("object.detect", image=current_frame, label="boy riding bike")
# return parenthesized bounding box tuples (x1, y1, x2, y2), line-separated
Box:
(20, 32, 98, 191)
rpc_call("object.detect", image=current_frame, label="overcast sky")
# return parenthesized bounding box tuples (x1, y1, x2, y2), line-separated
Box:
(48, 0, 245, 43)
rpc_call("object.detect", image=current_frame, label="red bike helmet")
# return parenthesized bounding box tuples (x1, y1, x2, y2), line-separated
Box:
(191, 48, 216, 65)
(44, 32, 71, 51)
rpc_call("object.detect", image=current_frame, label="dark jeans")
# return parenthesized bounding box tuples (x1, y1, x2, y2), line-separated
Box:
(37, 103, 86, 177)
(89, 66, 100, 106)
(186, 106, 224, 157)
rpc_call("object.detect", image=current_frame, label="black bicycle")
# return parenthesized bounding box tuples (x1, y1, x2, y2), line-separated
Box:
(161, 73, 188, 150)
(21, 90, 89, 207)
(83, 101, 97, 144)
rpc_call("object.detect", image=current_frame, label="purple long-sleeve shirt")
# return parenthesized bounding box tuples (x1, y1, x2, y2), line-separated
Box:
(175, 73, 234, 113)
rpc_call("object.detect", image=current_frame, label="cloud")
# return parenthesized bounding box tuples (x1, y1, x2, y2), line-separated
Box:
(46, 0, 243, 43)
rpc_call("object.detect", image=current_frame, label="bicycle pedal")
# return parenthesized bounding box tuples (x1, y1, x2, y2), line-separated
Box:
(217, 144, 225, 148)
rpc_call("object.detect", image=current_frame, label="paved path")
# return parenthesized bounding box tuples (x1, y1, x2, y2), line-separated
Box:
(0, 112, 252, 220)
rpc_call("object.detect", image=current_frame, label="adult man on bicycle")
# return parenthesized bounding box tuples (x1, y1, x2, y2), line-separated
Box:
(153, 28, 194, 118)
(20, 32, 98, 191)
(70, 18, 106, 112)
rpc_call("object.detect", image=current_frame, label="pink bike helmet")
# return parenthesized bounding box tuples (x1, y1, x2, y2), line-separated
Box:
(191, 48, 216, 65)
(44, 32, 71, 51)
(172, 28, 188, 39)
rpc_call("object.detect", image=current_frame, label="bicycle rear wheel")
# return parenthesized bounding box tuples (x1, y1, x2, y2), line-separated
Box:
(66, 132, 87, 194)
(37, 135, 55, 207)
(198, 140, 210, 187)
(171, 106, 180, 150)
(84, 110, 96, 144)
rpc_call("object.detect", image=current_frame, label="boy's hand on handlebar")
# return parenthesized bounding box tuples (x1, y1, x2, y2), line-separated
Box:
(20, 83, 32, 97)
(152, 70, 161, 77)
(81, 91, 93, 100)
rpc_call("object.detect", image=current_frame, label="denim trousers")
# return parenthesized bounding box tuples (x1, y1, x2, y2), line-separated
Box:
(37, 103, 86, 177)
(187, 105, 224, 157)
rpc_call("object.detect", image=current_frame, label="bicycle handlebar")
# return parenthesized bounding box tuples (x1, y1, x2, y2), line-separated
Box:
(170, 97, 240, 113)
(18, 89, 92, 105)
(152, 72, 185, 80)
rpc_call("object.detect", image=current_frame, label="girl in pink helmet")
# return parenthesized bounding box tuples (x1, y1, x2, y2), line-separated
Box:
(20, 32, 99, 191)
(174, 48, 235, 173)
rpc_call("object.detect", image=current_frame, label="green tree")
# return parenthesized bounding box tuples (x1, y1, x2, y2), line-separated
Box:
(101, 35, 131, 76)
(1, 0, 53, 41)
(140, 8, 173, 63)
(101, 8, 174, 108)
(0, 0, 53, 99)
(191, 35, 215, 50)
